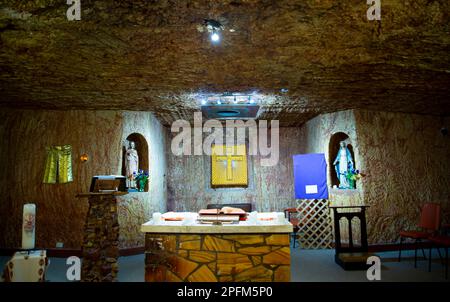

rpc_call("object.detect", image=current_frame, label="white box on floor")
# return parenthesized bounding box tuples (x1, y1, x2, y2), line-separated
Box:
(2, 250, 48, 282)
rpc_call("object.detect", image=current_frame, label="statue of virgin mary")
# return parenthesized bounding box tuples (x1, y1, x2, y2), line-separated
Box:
(333, 141, 354, 189)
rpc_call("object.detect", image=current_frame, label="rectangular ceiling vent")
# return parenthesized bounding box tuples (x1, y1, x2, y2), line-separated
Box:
(200, 93, 261, 120)
(201, 104, 260, 120)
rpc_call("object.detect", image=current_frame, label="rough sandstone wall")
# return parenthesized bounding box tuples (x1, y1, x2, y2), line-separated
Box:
(299, 110, 365, 245)
(1, 107, 447, 248)
(0, 109, 168, 249)
(300, 109, 450, 245)
(355, 110, 450, 244)
(117, 111, 168, 248)
(166, 127, 303, 213)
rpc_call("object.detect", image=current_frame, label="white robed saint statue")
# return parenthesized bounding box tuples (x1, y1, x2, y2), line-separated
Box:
(125, 141, 139, 189)
(333, 141, 354, 189)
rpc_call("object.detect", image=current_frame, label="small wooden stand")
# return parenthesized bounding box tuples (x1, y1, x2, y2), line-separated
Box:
(77, 192, 127, 282)
(330, 205, 373, 270)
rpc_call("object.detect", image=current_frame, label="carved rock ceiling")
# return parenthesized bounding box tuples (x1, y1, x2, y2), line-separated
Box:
(0, 0, 449, 126)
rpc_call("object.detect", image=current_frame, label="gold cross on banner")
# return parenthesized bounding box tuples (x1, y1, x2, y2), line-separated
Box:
(211, 145, 248, 187)
(215, 147, 244, 180)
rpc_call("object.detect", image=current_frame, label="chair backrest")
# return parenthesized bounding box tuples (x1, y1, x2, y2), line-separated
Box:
(284, 207, 297, 216)
(418, 202, 441, 231)
(283, 208, 301, 229)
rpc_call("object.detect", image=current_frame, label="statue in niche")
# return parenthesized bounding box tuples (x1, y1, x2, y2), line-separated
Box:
(333, 141, 354, 189)
(125, 141, 139, 189)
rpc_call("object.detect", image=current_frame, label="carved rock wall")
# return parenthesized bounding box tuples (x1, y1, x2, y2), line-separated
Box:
(300, 109, 450, 244)
(117, 111, 169, 248)
(298, 110, 364, 245)
(0, 109, 168, 249)
(1, 1, 449, 126)
(354, 110, 450, 244)
(166, 127, 303, 212)
(0, 107, 447, 249)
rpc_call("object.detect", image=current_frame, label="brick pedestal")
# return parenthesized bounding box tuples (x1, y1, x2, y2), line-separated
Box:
(80, 194, 120, 282)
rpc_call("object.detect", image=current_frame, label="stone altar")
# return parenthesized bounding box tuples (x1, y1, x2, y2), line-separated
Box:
(141, 213, 293, 282)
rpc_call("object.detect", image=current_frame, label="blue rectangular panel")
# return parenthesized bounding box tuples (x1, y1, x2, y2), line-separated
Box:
(293, 153, 329, 199)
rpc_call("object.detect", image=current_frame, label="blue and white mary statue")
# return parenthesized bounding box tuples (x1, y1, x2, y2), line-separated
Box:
(332, 141, 354, 189)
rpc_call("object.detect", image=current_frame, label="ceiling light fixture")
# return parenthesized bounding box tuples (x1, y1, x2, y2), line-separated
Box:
(211, 32, 220, 42)
(200, 93, 261, 120)
(204, 19, 224, 44)
(197, 92, 262, 106)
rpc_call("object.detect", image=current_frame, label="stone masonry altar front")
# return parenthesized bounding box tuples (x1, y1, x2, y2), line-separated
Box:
(141, 213, 293, 282)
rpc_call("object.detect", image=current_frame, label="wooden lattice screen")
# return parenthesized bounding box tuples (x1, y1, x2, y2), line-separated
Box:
(295, 199, 333, 249)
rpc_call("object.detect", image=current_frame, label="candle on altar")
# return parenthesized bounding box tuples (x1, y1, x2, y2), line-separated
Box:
(22, 203, 36, 250)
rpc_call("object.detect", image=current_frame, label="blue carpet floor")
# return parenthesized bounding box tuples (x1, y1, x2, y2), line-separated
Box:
(1, 248, 448, 282)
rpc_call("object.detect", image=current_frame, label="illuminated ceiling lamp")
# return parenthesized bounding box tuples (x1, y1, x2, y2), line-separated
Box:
(204, 19, 224, 43)
(200, 92, 260, 120)
(211, 32, 220, 42)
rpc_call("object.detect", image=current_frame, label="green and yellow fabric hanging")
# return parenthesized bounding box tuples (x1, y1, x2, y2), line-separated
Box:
(43, 145, 73, 184)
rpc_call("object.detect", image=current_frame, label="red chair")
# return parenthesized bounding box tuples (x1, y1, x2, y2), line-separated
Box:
(398, 202, 441, 267)
(428, 235, 450, 279)
(442, 223, 450, 236)
(284, 208, 299, 248)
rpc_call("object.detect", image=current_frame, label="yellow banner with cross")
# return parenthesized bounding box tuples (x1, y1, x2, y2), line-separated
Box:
(211, 144, 248, 187)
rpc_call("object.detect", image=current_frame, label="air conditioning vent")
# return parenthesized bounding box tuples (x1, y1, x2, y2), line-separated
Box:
(201, 104, 260, 120)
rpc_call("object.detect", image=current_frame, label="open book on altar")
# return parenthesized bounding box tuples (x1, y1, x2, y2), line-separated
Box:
(198, 206, 247, 223)
(198, 206, 247, 215)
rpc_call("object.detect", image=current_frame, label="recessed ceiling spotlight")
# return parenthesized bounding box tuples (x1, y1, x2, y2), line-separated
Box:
(211, 32, 220, 42)
(229, 29, 236, 32)
(204, 19, 224, 44)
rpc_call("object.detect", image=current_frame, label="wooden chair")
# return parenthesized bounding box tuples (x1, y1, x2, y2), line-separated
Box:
(284, 208, 299, 248)
(441, 224, 450, 236)
(398, 202, 441, 268)
(428, 235, 450, 279)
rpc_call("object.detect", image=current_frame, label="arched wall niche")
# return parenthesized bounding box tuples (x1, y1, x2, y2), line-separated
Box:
(122, 132, 149, 192)
(329, 132, 356, 188)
